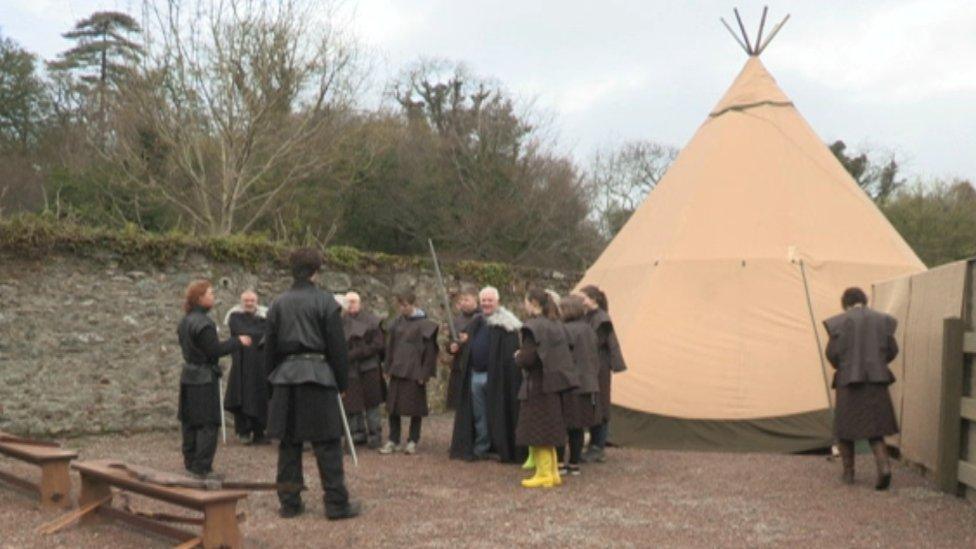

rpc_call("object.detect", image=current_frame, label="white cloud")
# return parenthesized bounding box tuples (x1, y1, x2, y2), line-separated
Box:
(773, 0, 976, 102)
(553, 70, 649, 114)
(346, 0, 429, 47)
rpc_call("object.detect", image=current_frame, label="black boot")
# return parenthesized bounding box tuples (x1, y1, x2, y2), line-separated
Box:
(838, 440, 855, 485)
(870, 438, 892, 491)
(327, 500, 362, 521)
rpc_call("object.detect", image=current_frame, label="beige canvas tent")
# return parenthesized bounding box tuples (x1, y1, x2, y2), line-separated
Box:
(578, 25, 925, 451)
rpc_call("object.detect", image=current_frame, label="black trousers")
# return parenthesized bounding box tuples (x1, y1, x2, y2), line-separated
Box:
(277, 437, 350, 515)
(181, 423, 218, 474)
(233, 412, 266, 438)
(389, 415, 422, 444)
(557, 430, 585, 465)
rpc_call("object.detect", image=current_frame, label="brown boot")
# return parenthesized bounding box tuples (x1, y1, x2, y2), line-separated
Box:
(870, 438, 892, 491)
(838, 440, 855, 485)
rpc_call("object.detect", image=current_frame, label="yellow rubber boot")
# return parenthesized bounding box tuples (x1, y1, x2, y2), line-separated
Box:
(549, 447, 563, 486)
(521, 446, 556, 488)
(521, 448, 535, 470)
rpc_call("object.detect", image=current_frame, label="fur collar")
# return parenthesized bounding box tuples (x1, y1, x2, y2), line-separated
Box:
(224, 304, 268, 325)
(484, 306, 522, 332)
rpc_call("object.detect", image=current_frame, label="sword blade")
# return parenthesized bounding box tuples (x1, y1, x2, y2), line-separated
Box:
(336, 393, 359, 467)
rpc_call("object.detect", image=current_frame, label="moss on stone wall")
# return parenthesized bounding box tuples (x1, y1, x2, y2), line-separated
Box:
(0, 214, 571, 282)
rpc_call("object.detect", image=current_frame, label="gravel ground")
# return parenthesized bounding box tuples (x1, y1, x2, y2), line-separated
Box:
(2, 414, 975, 548)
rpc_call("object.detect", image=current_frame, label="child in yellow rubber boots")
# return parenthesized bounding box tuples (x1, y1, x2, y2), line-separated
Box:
(514, 289, 579, 488)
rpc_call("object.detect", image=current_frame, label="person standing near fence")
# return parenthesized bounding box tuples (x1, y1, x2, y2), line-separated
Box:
(824, 287, 900, 491)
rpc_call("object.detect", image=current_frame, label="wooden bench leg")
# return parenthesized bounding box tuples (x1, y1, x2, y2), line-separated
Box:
(78, 472, 113, 524)
(39, 460, 73, 510)
(201, 501, 241, 549)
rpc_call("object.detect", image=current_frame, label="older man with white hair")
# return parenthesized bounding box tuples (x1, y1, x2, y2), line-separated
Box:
(449, 286, 525, 463)
(341, 291, 387, 449)
(224, 290, 270, 444)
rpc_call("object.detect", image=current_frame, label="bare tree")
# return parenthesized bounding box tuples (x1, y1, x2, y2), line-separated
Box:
(588, 139, 678, 236)
(104, 0, 364, 235)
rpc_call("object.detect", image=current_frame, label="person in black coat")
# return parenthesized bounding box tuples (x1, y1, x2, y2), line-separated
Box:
(824, 287, 900, 490)
(177, 280, 251, 478)
(265, 248, 360, 520)
(341, 291, 387, 449)
(223, 290, 270, 444)
(446, 285, 480, 410)
(448, 286, 525, 463)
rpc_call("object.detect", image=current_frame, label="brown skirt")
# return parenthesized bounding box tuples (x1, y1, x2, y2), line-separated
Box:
(562, 392, 599, 430)
(343, 368, 386, 414)
(386, 376, 429, 417)
(834, 383, 899, 441)
(516, 369, 567, 447)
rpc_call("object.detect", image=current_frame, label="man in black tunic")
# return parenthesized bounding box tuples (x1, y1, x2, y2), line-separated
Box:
(265, 248, 360, 520)
(224, 290, 270, 444)
(177, 281, 251, 478)
(449, 286, 525, 463)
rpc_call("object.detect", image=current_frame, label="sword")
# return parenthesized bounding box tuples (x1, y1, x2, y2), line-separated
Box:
(336, 394, 359, 467)
(219, 376, 228, 444)
(428, 238, 459, 342)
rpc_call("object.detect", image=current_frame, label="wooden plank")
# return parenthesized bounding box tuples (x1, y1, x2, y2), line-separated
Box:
(39, 460, 73, 510)
(962, 397, 976, 422)
(37, 494, 112, 535)
(964, 331, 976, 354)
(937, 318, 965, 494)
(174, 538, 203, 549)
(0, 468, 40, 494)
(958, 460, 976, 490)
(72, 460, 247, 509)
(202, 500, 243, 549)
(0, 440, 78, 464)
(98, 506, 197, 544)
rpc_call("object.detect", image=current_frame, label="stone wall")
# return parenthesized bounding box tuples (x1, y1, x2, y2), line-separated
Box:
(0, 250, 575, 436)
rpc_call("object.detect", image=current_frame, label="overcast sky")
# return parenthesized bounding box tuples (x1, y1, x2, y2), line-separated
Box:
(3, 0, 974, 180)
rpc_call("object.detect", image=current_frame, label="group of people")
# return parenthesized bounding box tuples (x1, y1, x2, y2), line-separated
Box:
(175, 245, 903, 521)
(175, 248, 630, 519)
(446, 285, 626, 487)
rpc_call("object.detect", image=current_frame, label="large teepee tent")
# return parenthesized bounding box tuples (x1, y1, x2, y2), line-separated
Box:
(579, 12, 925, 452)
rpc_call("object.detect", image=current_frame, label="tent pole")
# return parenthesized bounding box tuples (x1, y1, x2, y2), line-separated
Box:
(733, 8, 754, 55)
(720, 18, 751, 54)
(799, 259, 834, 412)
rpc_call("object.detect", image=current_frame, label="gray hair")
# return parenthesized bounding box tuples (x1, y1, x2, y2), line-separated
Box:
(479, 286, 500, 301)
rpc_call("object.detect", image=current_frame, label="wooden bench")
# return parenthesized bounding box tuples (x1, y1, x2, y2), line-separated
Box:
(0, 431, 77, 510)
(66, 459, 248, 548)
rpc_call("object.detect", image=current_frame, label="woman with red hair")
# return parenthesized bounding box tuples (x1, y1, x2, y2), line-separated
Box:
(177, 280, 251, 478)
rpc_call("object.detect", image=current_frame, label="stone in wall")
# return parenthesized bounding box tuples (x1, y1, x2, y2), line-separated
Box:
(0, 251, 575, 436)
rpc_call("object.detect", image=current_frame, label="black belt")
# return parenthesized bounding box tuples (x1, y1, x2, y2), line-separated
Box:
(284, 353, 325, 361)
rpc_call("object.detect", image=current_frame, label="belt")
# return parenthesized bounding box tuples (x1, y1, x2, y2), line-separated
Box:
(284, 353, 325, 361)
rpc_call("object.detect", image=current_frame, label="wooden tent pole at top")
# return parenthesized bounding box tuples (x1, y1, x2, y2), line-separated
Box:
(719, 7, 790, 56)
